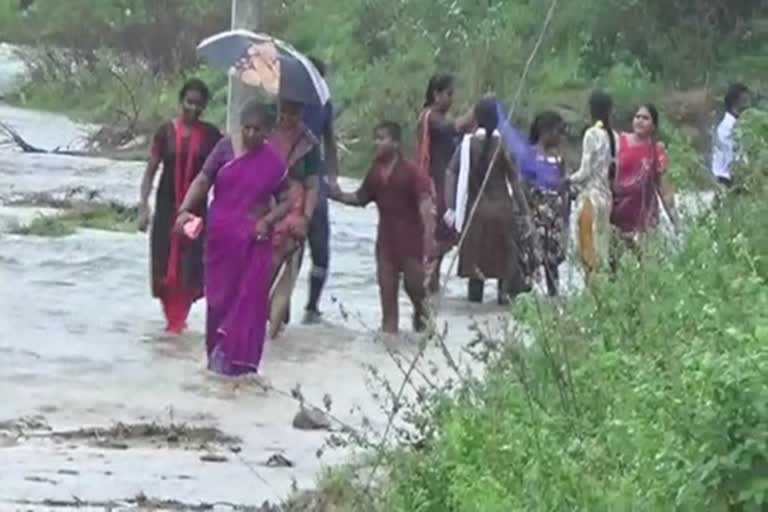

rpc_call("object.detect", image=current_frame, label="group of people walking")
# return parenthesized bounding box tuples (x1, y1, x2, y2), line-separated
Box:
(139, 64, 751, 378)
(409, 75, 678, 305)
(139, 61, 339, 376)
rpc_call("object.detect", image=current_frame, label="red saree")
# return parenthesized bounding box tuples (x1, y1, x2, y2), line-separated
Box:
(149, 117, 221, 333)
(611, 134, 668, 234)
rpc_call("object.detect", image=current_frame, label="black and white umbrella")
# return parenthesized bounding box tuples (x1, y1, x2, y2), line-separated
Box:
(197, 29, 330, 106)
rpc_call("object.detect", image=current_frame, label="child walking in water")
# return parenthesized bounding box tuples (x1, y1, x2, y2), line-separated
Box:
(331, 122, 435, 334)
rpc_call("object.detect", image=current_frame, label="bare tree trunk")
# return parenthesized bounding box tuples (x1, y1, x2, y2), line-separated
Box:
(227, 0, 261, 134)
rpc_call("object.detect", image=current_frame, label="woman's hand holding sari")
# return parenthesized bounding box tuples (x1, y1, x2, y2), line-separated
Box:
(254, 219, 270, 241)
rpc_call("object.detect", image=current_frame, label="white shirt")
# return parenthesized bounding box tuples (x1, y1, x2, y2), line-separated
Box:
(712, 112, 738, 180)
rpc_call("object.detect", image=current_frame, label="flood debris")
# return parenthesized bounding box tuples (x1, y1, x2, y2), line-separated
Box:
(11, 495, 263, 511)
(96, 439, 131, 450)
(199, 453, 229, 463)
(24, 475, 58, 485)
(10, 493, 310, 511)
(0, 120, 86, 155)
(50, 421, 240, 449)
(0, 120, 142, 159)
(0, 415, 51, 433)
(1, 420, 243, 454)
(0, 416, 53, 449)
(265, 453, 294, 468)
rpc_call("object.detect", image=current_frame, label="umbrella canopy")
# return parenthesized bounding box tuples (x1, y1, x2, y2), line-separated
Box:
(197, 29, 330, 106)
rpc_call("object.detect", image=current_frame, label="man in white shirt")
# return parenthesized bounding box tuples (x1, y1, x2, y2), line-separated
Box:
(712, 83, 750, 186)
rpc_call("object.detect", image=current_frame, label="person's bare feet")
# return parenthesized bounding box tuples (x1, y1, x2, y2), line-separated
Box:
(269, 320, 285, 340)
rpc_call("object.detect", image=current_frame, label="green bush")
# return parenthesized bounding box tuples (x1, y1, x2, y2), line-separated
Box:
(270, 0, 766, 151)
(0, 0, 227, 73)
(4, 0, 767, 175)
(738, 110, 768, 187)
(13, 203, 140, 237)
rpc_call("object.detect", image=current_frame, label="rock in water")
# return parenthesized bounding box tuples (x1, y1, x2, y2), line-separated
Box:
(292, 406, 331, 431)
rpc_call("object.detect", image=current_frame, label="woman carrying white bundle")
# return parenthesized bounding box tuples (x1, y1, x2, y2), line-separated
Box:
(443, 97, 534, 305)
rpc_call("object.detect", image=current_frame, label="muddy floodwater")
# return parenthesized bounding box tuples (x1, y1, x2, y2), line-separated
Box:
(0, 97, 522, 510)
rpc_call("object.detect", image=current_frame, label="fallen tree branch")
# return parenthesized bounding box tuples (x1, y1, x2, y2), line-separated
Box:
(0, 120, 136, 158)
(0, 120, 47, 153)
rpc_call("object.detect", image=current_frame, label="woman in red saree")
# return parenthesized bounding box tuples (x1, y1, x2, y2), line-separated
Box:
(139, 79, 221, 334)
(416, 73, 475, 293)
(175, 100, 289, 376)
(611, 104, 677, 258)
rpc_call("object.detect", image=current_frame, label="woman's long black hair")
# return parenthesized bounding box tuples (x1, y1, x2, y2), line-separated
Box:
(424, 73, 454, 108)
(637, 103, 661, 176)
(474, 97, 499, 174)
(530, 110, 565, 146)
(589, 90, 616, 178)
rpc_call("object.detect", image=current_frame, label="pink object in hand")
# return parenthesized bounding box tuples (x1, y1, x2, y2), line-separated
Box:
(183, 215, 203, 240)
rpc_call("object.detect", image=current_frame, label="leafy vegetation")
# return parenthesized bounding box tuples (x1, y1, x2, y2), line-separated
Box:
(13, 203, 139, 237)
(1, 0, 765, 172)
(0, 0, 229, 146)
(0, 1, 227, 73)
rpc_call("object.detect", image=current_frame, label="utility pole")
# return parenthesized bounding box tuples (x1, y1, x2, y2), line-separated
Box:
(226, 0, 260, 134)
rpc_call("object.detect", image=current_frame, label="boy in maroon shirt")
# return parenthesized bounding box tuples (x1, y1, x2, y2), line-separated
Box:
(331, 121, 435, 334)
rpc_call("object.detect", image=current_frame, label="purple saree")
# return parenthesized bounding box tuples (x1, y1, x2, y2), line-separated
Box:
(496, 102, 565, 192)
(202, 137, 287, 376)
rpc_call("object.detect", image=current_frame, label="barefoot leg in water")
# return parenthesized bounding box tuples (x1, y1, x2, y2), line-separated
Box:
(427, 254, 442, 294)
(269, 242, 303, 339)
(376, 248, 400, 335)
(403, 257, 428, 332)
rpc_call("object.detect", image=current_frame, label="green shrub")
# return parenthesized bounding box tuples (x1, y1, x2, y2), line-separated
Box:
(5, 1, 767, 175)
(13, 203, 139, 237)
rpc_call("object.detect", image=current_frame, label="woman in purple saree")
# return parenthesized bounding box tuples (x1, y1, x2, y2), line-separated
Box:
(175, 101, 289, 376)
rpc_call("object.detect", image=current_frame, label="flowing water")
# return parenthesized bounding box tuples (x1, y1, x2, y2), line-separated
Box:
(0, 65, 515, 510)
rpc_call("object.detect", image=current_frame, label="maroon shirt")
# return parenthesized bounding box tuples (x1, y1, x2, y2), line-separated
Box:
(357, 157, 432, 266)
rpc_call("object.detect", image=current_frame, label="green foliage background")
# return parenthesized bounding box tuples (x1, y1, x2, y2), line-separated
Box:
(1, 0, 766, 172)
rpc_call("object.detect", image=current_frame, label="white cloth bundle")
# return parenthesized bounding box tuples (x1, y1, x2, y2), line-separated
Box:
(454, 128, 500, 233)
